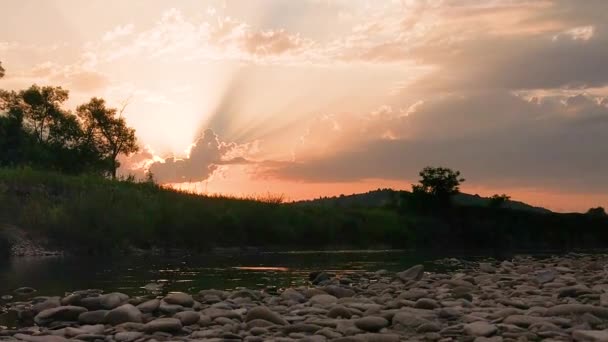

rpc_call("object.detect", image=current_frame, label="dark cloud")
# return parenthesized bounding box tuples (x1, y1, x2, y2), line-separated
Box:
(261, 91, 608, 192)
(148, 129, 250, 183)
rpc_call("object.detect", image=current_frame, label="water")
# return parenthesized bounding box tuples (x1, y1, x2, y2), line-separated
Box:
(0, 250, 462, 297)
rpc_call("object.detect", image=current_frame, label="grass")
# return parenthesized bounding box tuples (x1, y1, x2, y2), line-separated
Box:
(1, 167, 607, 255)
(0, 168, 406, 254)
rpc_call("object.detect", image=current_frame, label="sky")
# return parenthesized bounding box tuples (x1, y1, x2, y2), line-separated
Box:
(1, 0, 607, 212)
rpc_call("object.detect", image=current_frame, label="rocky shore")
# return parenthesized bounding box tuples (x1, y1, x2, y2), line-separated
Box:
(3, 254, 608, 341)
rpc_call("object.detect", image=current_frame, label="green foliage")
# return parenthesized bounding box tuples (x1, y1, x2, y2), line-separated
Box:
(0, 85, 138, 177)
(0, 168, 406, 253)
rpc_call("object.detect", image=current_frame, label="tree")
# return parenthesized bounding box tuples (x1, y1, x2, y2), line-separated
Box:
(412, 166, 465, 206)
(19, 85, 70, 143)
(489, 194, 511, 208)
(0, 61, 5, 78)
(77, 98, 139, 179)
(586, 207, 607, 217)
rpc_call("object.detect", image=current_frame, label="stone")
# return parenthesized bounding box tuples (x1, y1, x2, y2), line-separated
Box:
(245, 306, 288, 325)
(78, 310, 109, 324)
(354, 316, 389, 332)
(281, 289, 306, 303)
(392, 311, 432, 330)
(114, 331, 144, 342)
(136, 299, 160, 313)
(310, 294, 338, 306)
(174, 310, 200, 325)
(323, 285, 355, 298)
(144, 317, 183, 333)
(415, 298, 439, 310)
(536, 269, 557, 284)
(34, 306, 88, 325)
(558, 285, 592, 298)
(14, 334, 68, 342)
(546, 304, 608, 318)
(328, 305, 352, 318)
(464, 321, 497, 337)
(99, 292, 129, 309)
(573, 330, 608, 341)
(14, 287, 37, 295)
(163, 292, 194, 307)
(479, 263, 496, 273)
(32, 297, 61, 313)
(105, 304, 142, 325)
(397, 265, 424, 282)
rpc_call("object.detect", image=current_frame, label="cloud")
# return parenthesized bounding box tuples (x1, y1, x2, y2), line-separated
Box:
(260, 90, 608, 193)
(103, 24, 135, 41)
(13, 61, 109, 92)
(147, 129, 253, 183)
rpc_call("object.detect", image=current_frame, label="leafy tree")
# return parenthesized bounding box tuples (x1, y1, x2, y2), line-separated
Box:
(489, 194, 511, 208)
(77, 98, 139, 178)
(0, 61, 5, 78)
(412, 166, 465, 207)
(19, 85, 70, 143)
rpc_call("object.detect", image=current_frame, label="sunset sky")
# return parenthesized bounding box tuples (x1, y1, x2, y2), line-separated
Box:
(2, 0, 607, 212)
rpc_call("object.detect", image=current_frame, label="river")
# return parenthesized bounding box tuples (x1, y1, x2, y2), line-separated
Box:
(0, 250, 482, 297)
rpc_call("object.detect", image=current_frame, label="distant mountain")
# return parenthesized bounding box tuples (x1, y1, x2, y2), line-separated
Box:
(295, 188, 552, 214)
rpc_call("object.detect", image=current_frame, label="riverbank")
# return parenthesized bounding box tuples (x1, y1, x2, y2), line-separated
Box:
(2, 254, 608, 341)
(2, 168, 608, 256)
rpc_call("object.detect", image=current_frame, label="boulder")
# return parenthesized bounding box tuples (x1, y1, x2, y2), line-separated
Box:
(464, 321, 497, 337)
(245, 306, 288, 325)
(397, 265, 424, 282)
(144, 317, 183, 333)
(105, 304, 142, 325)
(34, 306, 88, 325)
(354, 316, 389, 332)
(163, 292, 194, 307)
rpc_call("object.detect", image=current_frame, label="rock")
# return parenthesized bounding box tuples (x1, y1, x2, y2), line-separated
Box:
(34, 306, 88, 325)
(328, 305, 352, 318)
(230, 289, 261, 300)
(414, 298, 439, 310)
(503, 315, 546, 327)
(99, 292, 128, 309)
(163, 292, 194, 307)
(14, 334, 68, 342)
(546, 304, 608, 318)
(464, 321, 497, 337)
(78, 310, 109, 324)
(144, 317, 183, 333)
(397, 265, 424, 282)
(245, 306, 288, 325)
(105, 304, 142, 325)
(14, 287, 37, 295)
(323, 285, 355, 298)
(32, 297, 61, 313)
(354, 316, 389, 332)
(392, 311, 432, 330)
(310, 272, 332, 285)
(356, 333, 400, 342)
(573, 330, 608, 341)
(283, 323, 324, 334)
(174, 310, 201, 325)
(114, 331, 143, 342)
(136, 299, 160, 313)
(536, 269, 557, 284)
(310, 294, 338, 306)
(281, 289, 306, 303)
(479, 263, 496, 273)
(558, 285, 592, 298)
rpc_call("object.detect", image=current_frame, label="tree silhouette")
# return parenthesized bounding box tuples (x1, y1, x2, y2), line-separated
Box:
(19, 85, 70, 143)
(489, 194, 511, 208)
(0, 61, 5, 78)
(412, 166, 465, 206)
(77, 98, 139, 179)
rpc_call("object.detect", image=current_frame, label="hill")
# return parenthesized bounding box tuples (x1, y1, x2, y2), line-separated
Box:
(296, 188, 551, 214)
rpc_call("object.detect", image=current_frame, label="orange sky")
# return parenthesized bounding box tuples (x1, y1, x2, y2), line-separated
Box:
(1, 0, 608, 212)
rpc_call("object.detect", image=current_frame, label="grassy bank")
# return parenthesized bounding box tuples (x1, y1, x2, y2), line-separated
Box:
(0, 168, 406, 254)
(1, 168, 607, 255)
